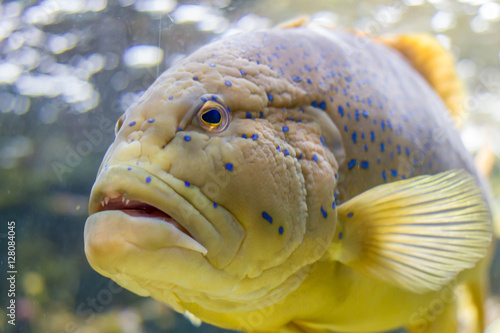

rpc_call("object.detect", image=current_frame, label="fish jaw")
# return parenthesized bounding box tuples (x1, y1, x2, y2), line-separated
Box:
(84, 164, 246, 295)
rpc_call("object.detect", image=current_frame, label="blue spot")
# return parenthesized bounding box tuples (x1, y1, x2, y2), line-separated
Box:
(127, 167, 132, 171)
(246, 112, 252, 118)
(184, 136, 191, 142)
(338, 232, 343, 240)
(292, 76, 302, 83)
(343, 89, 347, 96)
(391, 169, 398, 177)
(352, 132, 357, 143)
(282, 126, 289, 132)
(298, 153, 303, 160)
(355, 109, 360, 121)
(279, 226, 284, 235)
(347, 212, 354, 218)
(387, 120, 393, 130)
(313, 154, 319, 163)
(147, 118, 155, 123)
(201, 96, 208, 102)
(344, 126, 348, 132)
(259, 111, 264, 118)
(268, 93, 273, 101)
(311, 101, 318, 107)
(262, 211, 273, 223)
(129, 121, 136, 126)
(370, 131, 375, 142)
(193, 76, 198, 81)
(361, 161, 369, 169)
(397, 145, 402, 154)
(361, 132, 365, 139)
(177, 126, 182, 131)
(226, 163, 234, 171)
(362, 110, 368, 118)
(338, 105, 344, 117)
(320, 137, 326, 147)
(242, 134, 247, 139)
(185, 181, 190, 187)
(225, 80, 232, 87)
(364, 144, 368, 151)
(169, 96, 173, 100)
(146, 176, 151, 183)
(405, 147, 410, 156)
(380, 143, 385, 152)
(381, 120, 386, 131)
(252, 134, 258, 140)
(382, 170, 387, 180)
(284, 149, 290, 156)
(319, 101, 326, 110)
(373, 119, 377, 124)
(348, 159, 357, 170)
(307, 79, 312, 84)
(330, 96, 334, 102)
(332, 201, 336, 209)
(240, 69, 246, 75)
(213, 203, 217, 208)
(321, 206, 327, 218)
(276, 146, 281, 152)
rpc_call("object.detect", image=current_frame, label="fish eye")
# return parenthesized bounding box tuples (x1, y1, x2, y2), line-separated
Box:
(115, 114, 125, 135)
(197, 101, 230, 133)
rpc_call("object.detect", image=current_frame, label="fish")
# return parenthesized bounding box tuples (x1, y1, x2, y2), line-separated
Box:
(84, 18, 494, 333)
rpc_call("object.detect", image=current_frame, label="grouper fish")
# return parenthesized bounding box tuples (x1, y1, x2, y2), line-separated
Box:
(84, 18, 494, 333)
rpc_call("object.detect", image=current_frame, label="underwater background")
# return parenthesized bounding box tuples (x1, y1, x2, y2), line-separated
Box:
(1, 0, 500, 332)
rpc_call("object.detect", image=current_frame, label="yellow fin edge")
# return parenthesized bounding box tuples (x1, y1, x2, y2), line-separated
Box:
(380, 34, 465, 125)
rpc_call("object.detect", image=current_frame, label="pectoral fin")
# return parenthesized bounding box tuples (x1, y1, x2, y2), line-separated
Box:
(333, 170, 492, 294)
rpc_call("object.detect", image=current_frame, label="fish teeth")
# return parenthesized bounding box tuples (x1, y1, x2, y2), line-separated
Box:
(104, 196, 110, 205)
(122, 197, 125, 203)
(101, 200, 105, 207)
(125, 199, 130, 205)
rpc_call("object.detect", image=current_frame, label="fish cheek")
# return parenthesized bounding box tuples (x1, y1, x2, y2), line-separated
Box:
(214, 128, 308, 278)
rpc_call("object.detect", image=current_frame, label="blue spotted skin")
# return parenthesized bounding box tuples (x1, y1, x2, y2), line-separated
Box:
(184, 27, 477, 203)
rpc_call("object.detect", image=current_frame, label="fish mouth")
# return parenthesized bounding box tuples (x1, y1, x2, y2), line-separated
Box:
(86, 164, 245, 269)
(95, 195, 192, 238)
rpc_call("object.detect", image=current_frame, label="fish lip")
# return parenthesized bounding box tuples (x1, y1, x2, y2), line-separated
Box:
(88, 164, 245, 268)
(88, 166, 205, 243)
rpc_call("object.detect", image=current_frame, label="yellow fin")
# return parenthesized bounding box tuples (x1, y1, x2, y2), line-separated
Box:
(380, 34, 465, 125)
(183, 310, 202, 327)
(334, 170, 492, 294)
(275, 16, 309, 29)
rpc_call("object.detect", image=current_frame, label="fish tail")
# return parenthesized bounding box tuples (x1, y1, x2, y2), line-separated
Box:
(380, 34, 465, 125)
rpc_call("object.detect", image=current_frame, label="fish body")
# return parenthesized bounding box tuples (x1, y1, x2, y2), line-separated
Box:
(84, 22, 493, 333)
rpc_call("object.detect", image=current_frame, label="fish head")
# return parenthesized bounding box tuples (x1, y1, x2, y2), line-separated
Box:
(84, 30, 342, 313)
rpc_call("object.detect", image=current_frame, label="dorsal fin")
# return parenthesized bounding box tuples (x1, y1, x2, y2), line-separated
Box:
(380, 34, 465, 125)
(275, 16, 309, 29)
